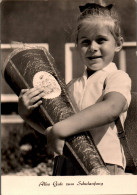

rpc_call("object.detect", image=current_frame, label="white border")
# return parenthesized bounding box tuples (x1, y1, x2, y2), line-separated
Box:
(1, 176, 137, 195)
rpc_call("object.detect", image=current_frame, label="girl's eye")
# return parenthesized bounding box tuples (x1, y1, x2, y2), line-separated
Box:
(97, 38, 107, 44)
(81, 40, 90, 46)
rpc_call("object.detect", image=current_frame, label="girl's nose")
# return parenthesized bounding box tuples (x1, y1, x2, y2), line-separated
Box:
(89, 41, 98, 52)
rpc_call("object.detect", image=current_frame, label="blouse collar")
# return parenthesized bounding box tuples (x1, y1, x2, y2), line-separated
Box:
(83, 62, 118, 79)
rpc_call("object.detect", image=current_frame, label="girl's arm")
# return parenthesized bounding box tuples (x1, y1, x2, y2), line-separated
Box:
(18, 87, 65, 155)
(51, 91, 127, 139)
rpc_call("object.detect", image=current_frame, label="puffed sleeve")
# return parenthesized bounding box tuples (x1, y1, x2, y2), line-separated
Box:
(104, 70, 131, 107)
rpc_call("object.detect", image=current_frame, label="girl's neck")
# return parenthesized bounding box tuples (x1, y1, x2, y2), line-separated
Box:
(86, 68, 96, 78)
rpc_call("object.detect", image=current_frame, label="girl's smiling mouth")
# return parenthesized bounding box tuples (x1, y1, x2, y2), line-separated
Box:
(87, 56, 102, 60)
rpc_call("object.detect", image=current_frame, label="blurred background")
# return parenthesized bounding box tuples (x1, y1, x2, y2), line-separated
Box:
(1, 0, 136, 175)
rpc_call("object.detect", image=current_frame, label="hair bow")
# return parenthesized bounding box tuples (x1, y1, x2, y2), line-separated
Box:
(79, 3, 113, 12)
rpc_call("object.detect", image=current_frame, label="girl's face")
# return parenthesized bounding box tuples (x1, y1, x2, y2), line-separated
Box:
(77, 18, 122, 72)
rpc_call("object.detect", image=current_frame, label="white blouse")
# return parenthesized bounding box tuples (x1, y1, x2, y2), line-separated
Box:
(67, 62, 131, 169)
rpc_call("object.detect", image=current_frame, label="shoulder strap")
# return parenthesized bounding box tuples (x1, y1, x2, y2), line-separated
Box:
(103, 78, 137, 174)
(115, 117, 137, 174)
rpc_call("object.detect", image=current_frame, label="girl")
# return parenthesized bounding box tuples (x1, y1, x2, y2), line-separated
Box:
(18, 3, 131, 175)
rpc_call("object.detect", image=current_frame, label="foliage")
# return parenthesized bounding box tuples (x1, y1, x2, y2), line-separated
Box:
(1, 122, 54, 176)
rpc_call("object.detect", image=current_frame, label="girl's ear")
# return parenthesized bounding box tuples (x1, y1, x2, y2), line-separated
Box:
(115, 36, 124, 52)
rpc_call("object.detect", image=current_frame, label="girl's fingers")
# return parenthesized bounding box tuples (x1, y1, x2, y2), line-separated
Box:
(20, 88, 45, 103)
(30, 92, 45, 104)
(44, 126, 52, 137)
(20, 88, 38, 97)
(19, 88, 45, 108)
(20, 89, 29, 95)
(28, 100, 43, 110)
(45, 126, 52, 132)
(26, 88, 45, 98)
(51, 145, 63, 155)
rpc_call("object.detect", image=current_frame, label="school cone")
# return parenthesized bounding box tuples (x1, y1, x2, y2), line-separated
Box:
(2, 46, 110, 175)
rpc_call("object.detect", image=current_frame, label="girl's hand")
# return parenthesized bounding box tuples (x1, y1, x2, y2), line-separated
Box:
(18, 88, 45, 118)
(45, 126, 65, 156)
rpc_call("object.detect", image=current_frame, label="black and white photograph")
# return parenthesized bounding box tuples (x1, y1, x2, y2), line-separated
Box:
(1, 0, 137, 194)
